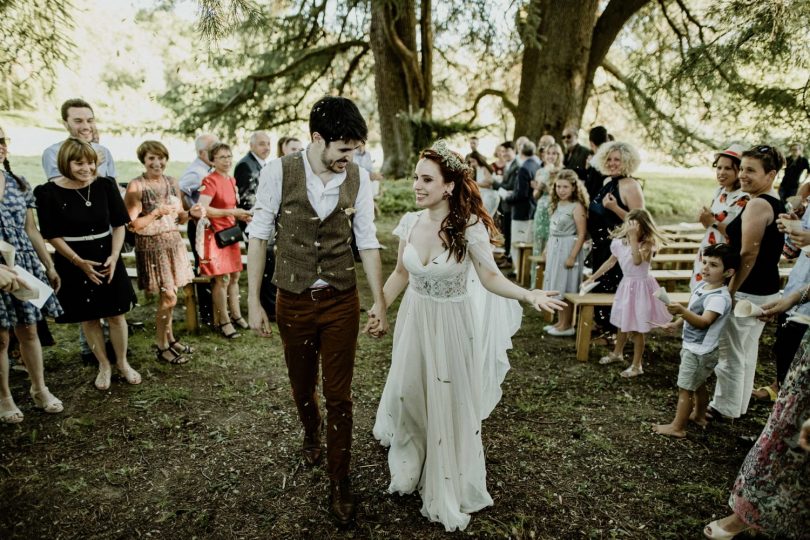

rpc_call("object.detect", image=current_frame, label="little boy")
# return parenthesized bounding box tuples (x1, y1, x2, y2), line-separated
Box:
(653, 243, 740, 438)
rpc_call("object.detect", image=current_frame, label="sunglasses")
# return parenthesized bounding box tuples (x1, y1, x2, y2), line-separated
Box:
(563, 134, 575, 139)
(756, 145, 774, 153)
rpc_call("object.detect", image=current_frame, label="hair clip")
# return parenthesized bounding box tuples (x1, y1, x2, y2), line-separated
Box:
(430, 140, 469, 173)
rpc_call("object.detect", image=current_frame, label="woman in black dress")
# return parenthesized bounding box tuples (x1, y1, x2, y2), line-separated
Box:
(34, 138, 140, 391)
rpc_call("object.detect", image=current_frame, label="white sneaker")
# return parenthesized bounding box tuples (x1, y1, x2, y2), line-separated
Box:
(543, 325, 556, 332)
(548, 327, 575, 337)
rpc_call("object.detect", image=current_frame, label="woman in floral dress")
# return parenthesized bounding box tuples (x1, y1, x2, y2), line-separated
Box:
(0, 126, 64, 423)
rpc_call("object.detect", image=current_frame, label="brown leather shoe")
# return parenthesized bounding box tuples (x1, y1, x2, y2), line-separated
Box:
(329, 477, 356, 526)
(302, 428, 323, 466)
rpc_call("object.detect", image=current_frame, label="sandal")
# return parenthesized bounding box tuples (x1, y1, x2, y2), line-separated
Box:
(752, 385, 777, 402)
(169, 340, 194, 355)
(156, 345, 189, 365)
(599, 352, 622, 365)
(620, 366, 644, 378)
(0, 396, 23, 424)
(29, 387, 64, 414)
(231, 316, 249, 330)
(704, 519, 749, 539)
(219, 322, 240, 339)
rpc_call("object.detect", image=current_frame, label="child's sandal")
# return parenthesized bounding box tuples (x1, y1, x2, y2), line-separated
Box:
(599, 352, 622, 365)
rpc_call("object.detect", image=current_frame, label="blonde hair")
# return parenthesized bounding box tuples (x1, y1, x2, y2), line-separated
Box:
(549, 169, 589, 215)
(593, 141, 641, 177)
(544, 143, 564, 169)
(609, 208, 666, 248)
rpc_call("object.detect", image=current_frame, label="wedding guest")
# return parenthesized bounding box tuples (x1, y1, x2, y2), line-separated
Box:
(280, 137, 303, 156)
(692, 145, 749, 289)
(124, 141, 196, 364)
(704, 283, 810, 539)
(466, 151, 498, 216)
(0, 127, 64, 423)
(709, 145, 785, 420)
(198, 143, 252, 339)
(34, 138, 140, 391)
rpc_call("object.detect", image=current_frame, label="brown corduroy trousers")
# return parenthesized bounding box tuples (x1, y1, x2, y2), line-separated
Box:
(276, 286, 360, 481)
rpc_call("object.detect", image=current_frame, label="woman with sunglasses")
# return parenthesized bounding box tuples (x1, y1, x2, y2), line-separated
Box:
(0, 127, 65, 423)
(707, 145, 786, 421)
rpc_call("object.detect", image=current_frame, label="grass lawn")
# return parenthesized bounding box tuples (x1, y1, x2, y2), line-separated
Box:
(0, 198, 779, 538)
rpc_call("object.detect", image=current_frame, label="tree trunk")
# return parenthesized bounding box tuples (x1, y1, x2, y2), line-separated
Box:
(514, 0, 599, 142)
(370, 0, 420, 178)
(514, 0, 650, 142)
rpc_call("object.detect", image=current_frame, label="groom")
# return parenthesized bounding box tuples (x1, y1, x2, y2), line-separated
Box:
(246, 96, 387, 525)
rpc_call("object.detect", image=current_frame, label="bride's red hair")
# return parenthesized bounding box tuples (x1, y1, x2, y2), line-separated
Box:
(420, 147, 498, 263)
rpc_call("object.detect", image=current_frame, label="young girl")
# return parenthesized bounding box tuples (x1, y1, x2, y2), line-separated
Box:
(582, 208, 670, 377)
(543, 169, 589, 336)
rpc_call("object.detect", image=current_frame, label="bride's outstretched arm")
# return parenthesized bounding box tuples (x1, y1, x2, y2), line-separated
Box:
(469, 243, 566, 314)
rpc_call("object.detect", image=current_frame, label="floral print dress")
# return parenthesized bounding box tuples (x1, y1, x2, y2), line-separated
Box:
(691, 187, 748, 289)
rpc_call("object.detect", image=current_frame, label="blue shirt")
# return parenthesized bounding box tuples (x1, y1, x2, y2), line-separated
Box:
(42, 140, 116, 180)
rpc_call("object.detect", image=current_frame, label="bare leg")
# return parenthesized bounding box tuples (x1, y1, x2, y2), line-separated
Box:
(213, 275, 236, 336)
(155, 290, 176, 349)
(653, 388, 692, 438)
(691, 383, 709, 427)
(557, 301, 574, 330)
(83, 319, 113, 390)
(612, 331, 628, 357)
(227, 271, 242, 320)
(630, 332, 645, 371)
(108, 315, 140, 385)
(0, 329, 22, 422)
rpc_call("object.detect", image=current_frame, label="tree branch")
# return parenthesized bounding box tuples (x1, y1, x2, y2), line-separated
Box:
(588, 0, 651, 84)
(461, 88, 518, 123)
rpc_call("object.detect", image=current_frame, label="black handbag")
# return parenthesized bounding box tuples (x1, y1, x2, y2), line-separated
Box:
(214, 224, 242, 248)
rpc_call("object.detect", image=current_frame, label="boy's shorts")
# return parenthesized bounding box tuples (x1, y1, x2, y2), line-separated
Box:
(677, 348, 719, 391)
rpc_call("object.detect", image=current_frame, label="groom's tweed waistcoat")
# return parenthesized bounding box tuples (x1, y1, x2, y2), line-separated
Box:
(272, 153, 360, 293)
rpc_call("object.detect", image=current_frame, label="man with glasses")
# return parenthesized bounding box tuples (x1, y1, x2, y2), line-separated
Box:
(561, 127, 591, 170)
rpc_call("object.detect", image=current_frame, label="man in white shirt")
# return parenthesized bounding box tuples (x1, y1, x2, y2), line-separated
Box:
(42, 99, 116, 180)
(247, 96, 386, 526)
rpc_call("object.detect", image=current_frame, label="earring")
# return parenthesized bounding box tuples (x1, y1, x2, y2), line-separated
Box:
(442, 191, 451, 200)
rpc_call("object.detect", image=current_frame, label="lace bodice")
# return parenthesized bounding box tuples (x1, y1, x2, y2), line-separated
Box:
(394, 211, 498, 300)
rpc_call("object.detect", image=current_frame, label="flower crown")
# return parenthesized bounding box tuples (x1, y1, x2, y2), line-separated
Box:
(430, 140, 469, 173)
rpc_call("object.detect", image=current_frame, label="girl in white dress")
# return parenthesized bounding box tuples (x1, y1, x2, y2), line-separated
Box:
(371, 141, 565, 532)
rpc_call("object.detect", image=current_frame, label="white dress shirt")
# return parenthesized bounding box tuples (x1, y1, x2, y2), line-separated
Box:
(247, 147, 381, 249)
(250, 152, 267, 169)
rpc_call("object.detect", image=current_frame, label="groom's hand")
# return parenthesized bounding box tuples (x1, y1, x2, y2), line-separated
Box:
(249, 302, 273, 338)
(364, 304, 389, 338)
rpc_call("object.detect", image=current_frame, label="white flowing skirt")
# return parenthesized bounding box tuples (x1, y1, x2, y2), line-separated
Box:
(373, 281, 521, 531)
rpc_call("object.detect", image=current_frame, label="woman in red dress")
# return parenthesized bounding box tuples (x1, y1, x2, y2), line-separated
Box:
(198, 143, 252, 339)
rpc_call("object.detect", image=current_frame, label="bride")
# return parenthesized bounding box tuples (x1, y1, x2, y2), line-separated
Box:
(370, 141, 565, 531)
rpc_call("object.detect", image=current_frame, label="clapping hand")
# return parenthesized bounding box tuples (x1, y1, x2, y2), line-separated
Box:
(603, 192, 618, 212)
(698, 206, 714, 228)
(787, 228, 810, 248)
(776, 212, 797, 233)
(524, 289, 567, 313)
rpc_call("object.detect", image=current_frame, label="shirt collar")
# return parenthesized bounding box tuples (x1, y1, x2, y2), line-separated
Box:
(250, 152, 266, 168)
(303, 145, 347, 189)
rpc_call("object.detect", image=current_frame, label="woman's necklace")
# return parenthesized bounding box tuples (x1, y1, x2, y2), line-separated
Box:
(74, 182, 92, 207)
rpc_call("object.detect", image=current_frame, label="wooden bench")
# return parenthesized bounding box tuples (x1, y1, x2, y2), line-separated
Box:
(650, 267, 792, 291)
(660, 222, 704, 233)
(563, 291, 691, 361)
(658, 241, 701, 254)
(513, 242, 534, 287)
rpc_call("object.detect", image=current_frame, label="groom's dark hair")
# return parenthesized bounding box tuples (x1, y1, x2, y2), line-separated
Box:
(309, 96, 368, 144)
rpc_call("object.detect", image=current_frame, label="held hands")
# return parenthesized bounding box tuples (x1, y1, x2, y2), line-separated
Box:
(524, 289, 567, 313)
(363, 304, 389, 338)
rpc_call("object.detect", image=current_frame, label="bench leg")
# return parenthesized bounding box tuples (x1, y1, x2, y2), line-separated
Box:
(576, 305, 595, 362)
(184, 283, 199, 333)
(520, 252, 532, 288)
